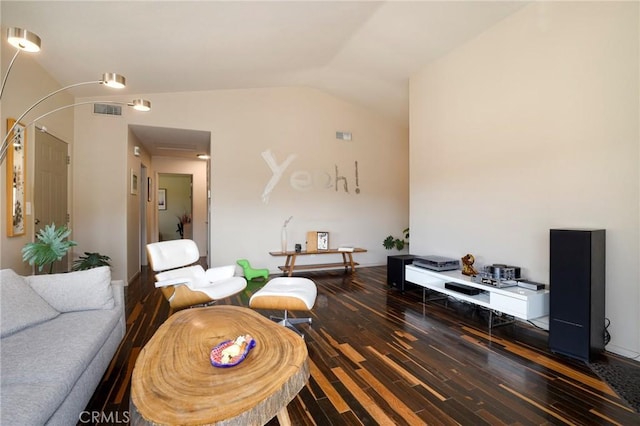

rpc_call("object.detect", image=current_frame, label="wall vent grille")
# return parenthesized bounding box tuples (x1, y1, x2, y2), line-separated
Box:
(93, 103, 122, 116)
(336, 131, 352, 141)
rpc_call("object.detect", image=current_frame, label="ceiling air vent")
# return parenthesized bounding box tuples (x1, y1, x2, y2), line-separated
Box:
(93, 103, 122, 116)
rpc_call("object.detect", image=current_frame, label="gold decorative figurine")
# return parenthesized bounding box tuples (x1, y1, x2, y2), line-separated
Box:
(461, 254, 478, 276)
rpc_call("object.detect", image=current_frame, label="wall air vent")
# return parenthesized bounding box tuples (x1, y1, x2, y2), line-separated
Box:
(336, 131, 352, 141)
(93, 103, 122, 116)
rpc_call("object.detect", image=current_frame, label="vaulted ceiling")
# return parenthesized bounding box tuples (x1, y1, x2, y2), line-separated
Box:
(2, 1, 526, 128)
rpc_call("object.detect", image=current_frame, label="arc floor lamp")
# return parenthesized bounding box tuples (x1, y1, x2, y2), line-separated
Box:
(0, 27, 150, 163)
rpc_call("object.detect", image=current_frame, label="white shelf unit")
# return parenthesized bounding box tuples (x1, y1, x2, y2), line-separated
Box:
(405, 265, 549, 321)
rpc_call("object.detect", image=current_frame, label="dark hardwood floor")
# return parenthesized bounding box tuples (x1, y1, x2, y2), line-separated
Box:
(82, 265, 640, 425)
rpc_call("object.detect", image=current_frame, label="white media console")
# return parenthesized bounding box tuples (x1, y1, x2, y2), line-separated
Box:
(405, 265, 549, 324)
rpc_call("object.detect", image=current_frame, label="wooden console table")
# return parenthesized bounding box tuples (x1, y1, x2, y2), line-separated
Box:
(270, 248, 367, 277)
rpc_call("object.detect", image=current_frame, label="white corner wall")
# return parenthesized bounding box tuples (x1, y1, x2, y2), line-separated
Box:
(73, 104, 129, 282)
(409, 2, 639, 357)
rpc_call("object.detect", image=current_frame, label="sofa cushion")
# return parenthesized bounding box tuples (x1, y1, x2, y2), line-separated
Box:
(0, 308, 122, 424)
(0, 382, 64, 425)
(1, 309, 121, 387)
(0, 269, 60, 338)
(204, 264, 236, 284)
(156, 265, 208, 288)
(26, 266, 114, 312)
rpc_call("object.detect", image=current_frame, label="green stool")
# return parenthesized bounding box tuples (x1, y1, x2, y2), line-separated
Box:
(236, 259, 269, 281)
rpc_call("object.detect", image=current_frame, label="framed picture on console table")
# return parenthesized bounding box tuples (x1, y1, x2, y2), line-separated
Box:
(317, 231, 329, 250)
(5, 118, 26, 237)
(306, 231, 330, 252)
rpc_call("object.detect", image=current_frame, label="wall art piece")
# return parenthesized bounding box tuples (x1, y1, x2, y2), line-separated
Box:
(147, 177, 153, 202)
(6, 118, 26, 237)
(317, 231, 329, 250)
(306, 231, 330, 252)
(130, 169, 139, 195)
(259, 149, 363, 204)
(158, 188, 167, 210)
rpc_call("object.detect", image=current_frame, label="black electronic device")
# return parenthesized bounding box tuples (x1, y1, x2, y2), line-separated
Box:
(444, 281, 481, 296)
(549, 229, 605, 362)
(413, 255, 459, 272)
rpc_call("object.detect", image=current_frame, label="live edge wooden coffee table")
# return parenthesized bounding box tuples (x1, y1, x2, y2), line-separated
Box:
(130, 306, 309, 426)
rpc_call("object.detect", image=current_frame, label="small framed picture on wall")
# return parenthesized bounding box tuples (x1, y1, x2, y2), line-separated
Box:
(130, 169, 138, 195)
(158, 188, 167, 210)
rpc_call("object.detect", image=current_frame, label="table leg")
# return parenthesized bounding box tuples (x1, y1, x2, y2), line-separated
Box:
(341, 253, 348, 272)
(276, 407, 292, 426)
(283, 255, 292, 276)
(347, 253, 356, 273)
(287, 254, 297, 277)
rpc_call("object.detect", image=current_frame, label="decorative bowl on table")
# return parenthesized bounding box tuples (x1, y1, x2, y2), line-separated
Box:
(210, 335, 256, 368)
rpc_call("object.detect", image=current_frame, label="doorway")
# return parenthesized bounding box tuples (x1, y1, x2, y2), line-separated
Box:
(129, 124, 211, 269)
(158, 173, 192, 241)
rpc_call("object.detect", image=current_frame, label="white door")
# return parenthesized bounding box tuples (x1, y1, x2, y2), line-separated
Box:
(34, 131, 69, 273)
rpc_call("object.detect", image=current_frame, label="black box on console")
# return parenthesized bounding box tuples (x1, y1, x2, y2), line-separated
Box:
(444, 282, 481, 295)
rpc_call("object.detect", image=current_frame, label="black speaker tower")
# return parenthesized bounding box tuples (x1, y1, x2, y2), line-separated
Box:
(387, 255, 416, 292)
(549, 229, 605, 362)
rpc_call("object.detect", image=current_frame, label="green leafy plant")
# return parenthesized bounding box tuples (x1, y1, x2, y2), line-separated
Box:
(383, 227, 410, 251)
(72, 252, 112, 271)
(22, 223, 77, 273)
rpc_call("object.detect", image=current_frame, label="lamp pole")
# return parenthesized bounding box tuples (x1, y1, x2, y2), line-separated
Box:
(0, 99, 151, 162)
(0, 74, 127, 163)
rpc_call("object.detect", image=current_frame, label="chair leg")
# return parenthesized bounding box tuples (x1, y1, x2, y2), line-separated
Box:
(269, 310, 312, 338)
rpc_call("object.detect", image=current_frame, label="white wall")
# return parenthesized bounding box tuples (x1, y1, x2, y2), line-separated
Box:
(73, 104, 130, 282)
(74, 87, 409, 281)
(1, 41, 74, 275)
(409, 2, 639, 357)
(126, 126, 141, 282)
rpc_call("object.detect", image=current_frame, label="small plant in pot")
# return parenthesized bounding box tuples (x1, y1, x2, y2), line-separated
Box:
(383, 227, 409, 251)
(176, 213, 192, 239)
(22, 223, 77, 273)
(72, 252, 112, 271)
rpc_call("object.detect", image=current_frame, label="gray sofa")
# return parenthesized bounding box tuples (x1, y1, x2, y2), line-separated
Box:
(0, 266, 125, 425)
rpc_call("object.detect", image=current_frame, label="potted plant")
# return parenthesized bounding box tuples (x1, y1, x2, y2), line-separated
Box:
(383, 227, 409, 251)
(72, 252, 112, 271)
(176, 213, 192, 239)
(22, 223, 77, 273)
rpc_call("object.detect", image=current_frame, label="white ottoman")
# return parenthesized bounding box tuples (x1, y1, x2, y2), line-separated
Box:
(249, 277, 317, 337)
